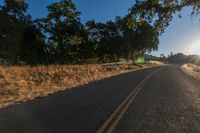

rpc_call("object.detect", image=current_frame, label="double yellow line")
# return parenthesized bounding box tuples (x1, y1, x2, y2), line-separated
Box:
(97, 68, 161, 133)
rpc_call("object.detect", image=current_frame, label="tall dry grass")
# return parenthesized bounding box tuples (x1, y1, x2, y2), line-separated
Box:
(181, 64, 200, 81)
(0, 62, 160, 108)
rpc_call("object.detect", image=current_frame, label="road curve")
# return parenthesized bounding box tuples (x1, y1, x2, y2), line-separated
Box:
(0, 65, 200, 133)
(114, 65, 200, 133)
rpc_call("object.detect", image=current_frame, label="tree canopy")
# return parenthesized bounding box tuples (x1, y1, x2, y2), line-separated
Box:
(128, 0, 200, 34)
(0, 0, 199, 65)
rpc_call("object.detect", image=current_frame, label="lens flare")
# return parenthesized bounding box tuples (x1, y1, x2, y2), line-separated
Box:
(135, 56, 145, 64)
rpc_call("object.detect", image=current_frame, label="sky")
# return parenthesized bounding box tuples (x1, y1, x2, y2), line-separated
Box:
(152, 7, 200, 56)
(9, 0, 200, 56)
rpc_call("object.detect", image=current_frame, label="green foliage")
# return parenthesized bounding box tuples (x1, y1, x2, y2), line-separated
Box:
(128, 0, 200, 34)
(39, 0, 89, 64)
(85, 20, 124, 62)
(0, 0, 29, 61)
(0, 0, 47, 65)
(114, 16, 159, 59)
(21, 25, 47, 64)
(3, 0, 199, 65)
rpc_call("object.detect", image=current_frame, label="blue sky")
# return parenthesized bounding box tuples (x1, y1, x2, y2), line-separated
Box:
(7, 0, 200, 56)
(152, 7, 200, 56)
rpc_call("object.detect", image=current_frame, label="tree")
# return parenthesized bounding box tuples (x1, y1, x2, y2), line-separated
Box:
(0, 0, 31, 62)
(3, 0, 198, 65)
(128, 0, 200, 34)
(114, 16, 159, 59)
(160, 53, 166, 60)
(0, 0, 47, 65)
(39, 0, 88, 64)
(167, 53, 188, 64)
(86, 20, 124, 62)
(21, 25, 47, 64)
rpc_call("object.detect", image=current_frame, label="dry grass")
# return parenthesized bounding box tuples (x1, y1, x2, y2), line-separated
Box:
(181, 64, 200, 81)
(0, 62, 161, 108)
(147, 60, 165, 65)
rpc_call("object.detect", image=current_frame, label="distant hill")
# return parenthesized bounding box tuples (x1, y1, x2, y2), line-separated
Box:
(144, 54, 160, 61)
(167, 53, 200, 65)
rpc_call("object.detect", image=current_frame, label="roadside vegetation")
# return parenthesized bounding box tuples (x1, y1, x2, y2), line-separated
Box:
(181, 64, 200, 81)
(0, 61, 162, 108)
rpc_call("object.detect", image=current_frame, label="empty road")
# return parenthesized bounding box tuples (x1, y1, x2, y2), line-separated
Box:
(0, 65, 200, 133)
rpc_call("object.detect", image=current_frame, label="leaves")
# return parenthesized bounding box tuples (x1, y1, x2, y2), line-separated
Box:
(3, 0, 200, 64)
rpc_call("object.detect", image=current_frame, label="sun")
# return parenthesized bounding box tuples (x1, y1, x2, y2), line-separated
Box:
(190, 43, 200, 55)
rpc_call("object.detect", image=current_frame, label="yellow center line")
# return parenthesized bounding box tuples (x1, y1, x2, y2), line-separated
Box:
(97, 68, 161, 133)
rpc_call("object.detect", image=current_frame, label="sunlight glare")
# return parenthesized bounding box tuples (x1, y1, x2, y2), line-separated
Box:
(190, 43, 200, 55)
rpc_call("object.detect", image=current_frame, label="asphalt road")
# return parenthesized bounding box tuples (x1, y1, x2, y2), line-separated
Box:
(0, 65, 200, 133)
